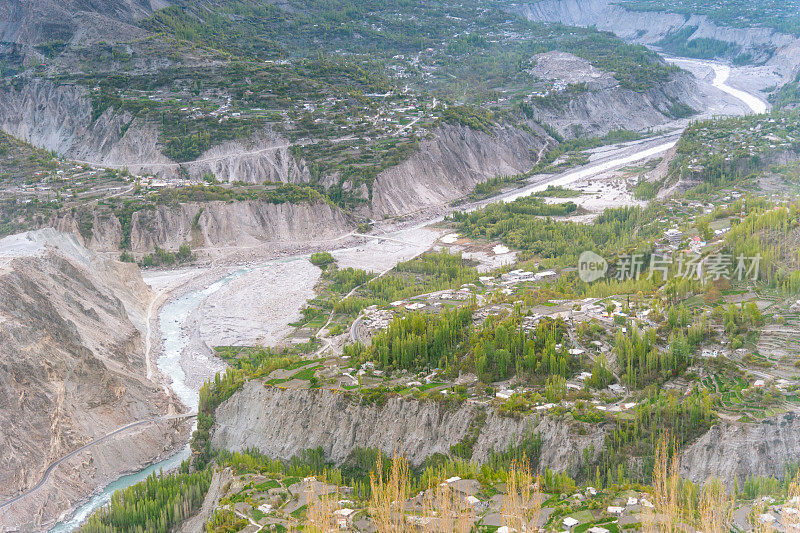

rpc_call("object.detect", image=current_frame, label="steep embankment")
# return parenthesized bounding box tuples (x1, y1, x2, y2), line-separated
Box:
(680, 411, 800, 485)
(522, 51, 706, 138)
(370, 124, 548, 218)
(50, 199, 352, 254)
(513, 0, 800, 79)
(211, 382, 605, 473)
(0, 79, 311, 183)
(212, 384, 800, 486)
(0, 229, 188, 530)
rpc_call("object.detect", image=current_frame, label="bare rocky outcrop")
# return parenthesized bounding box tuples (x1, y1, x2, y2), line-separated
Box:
(0, 79, 312, 183)
(0, 79, 146, 164)
(211, 382, 606, 474)
(0, 0, 167, 47)
(47, 200, 352, 254)
(680, 411, 800, 486)
(368, 68, 701, 218)
(210, 383, 800, 487)
(370, 124, 550, 218)
(179, 136, 312, 184)
(523, 52, 707, 139)
(129, 200, 351, 253)
(0, 229, 189, 530)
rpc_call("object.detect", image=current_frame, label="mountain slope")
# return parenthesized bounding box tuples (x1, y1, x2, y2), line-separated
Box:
(0, 229, 188, 530)
(0, 0, 169, 46)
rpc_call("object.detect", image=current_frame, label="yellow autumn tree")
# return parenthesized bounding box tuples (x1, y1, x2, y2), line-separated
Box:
(369, 453, 411, 533)
(421, 475, 473, 533)
(501, 455, 541, 532)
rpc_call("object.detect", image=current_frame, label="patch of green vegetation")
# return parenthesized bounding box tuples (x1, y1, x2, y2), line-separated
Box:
(138, 243, 195, 268)
(266, 365, 322, 385)
(442, 105, 495, 133)
(310, 251, 335, 268)
(534, 185, 583, 198)
(334, 250, 481, 316)
(633, 179, 661, 200)
(79, 464, 212, 532)
(450, 201, 658, 267)
(772, 73, 800, 109)
(254, 479, 281, 491)
(656, 26, 739, 60)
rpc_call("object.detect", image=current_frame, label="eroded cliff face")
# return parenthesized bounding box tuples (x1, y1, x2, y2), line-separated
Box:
(211, 382, 605, 473)
(0, 79, 144, 164)
(370, 124, 549, 218)
(0, 79, 312, 183)
(523, 52, 707, 139)
(178, 136, 312, 184)
(48, 200, 352, 254)
(368, 64, 701, 219)
(130, 200, 352, 252)
(0, 229, 188, 530)
(514, 0, 800, 79)
(680, 412, 800, 486)
(211, 383, 800, 486)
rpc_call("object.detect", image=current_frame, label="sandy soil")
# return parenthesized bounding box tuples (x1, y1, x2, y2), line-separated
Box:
(546, 174, 645, 223)
(333, 226, 443, 272)
(197, 258, 321, 348)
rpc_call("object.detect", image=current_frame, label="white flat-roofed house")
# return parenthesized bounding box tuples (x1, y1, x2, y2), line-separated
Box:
(334, 508, 357, 529)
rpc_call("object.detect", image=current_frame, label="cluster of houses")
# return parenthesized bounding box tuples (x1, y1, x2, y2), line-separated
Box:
(478, 269, 558, 287)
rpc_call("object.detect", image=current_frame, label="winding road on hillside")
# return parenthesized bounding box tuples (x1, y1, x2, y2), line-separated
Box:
(0, 413, 196, 511)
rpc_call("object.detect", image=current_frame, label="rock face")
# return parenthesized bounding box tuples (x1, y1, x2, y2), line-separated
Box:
(513, 0, 800, 79)
(680, 412, 800, 485)
(128, 200, 351, 253)
(211, 383, 800, 486)
(177, 136, 312, 185)
(0, 79, 311, 183)
(522, 52, 706, 139)
(49, 200, 352, 254)
(0, 79, 153, 165)
(368, 63, 701, 218)
(370, 124, 549, 217)
(0, 0, 166, 46)
(0, 229, 188, 530)
(211, 382, 605, 473)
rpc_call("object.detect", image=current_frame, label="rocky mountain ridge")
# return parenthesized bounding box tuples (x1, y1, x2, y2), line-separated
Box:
(0, 61, 708, 221)
(680, 411, 800, 485)
(0, 0, 168, 47)
(211, 382, 800, 488)
(0, 229, 189, 530)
